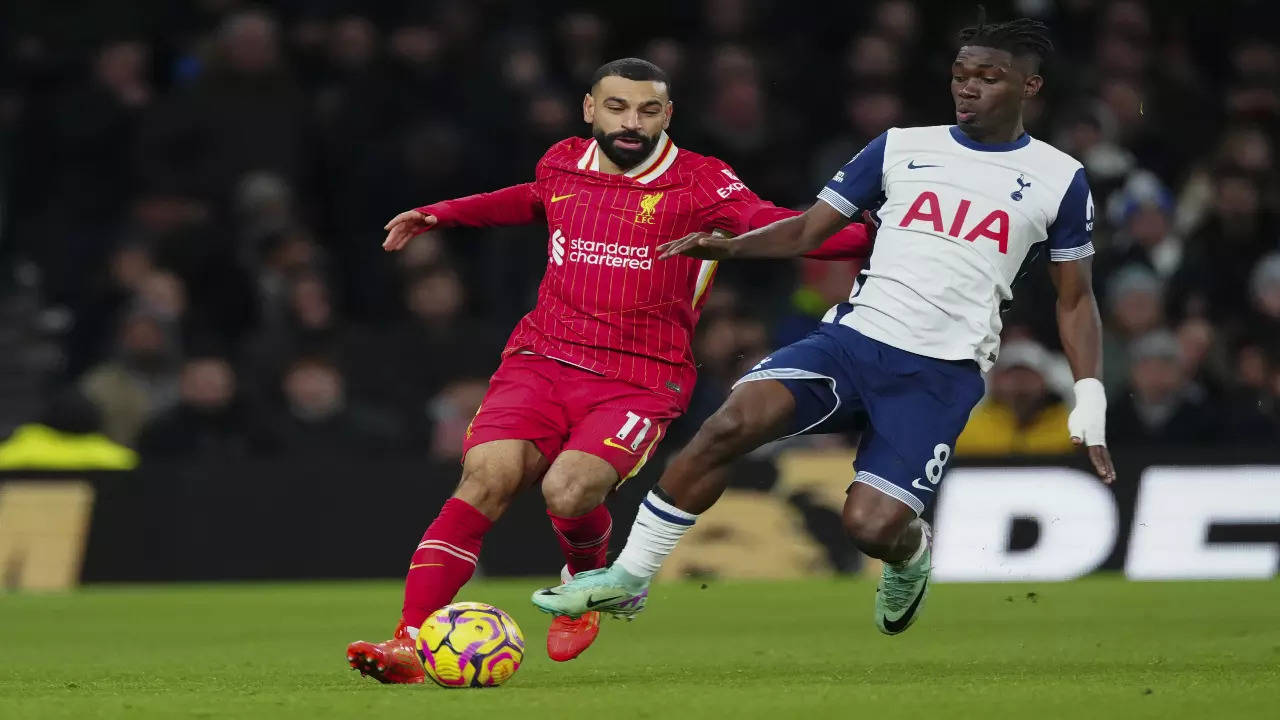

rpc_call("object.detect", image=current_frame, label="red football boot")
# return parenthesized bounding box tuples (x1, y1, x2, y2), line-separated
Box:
(546, 611, 601, 662)
(347, 621, 425, 684)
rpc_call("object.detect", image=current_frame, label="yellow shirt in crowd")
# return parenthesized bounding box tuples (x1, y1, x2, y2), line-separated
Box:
(955, 402, 1075, 457)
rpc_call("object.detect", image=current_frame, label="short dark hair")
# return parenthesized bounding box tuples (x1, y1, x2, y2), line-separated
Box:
(958, 9, 1054, 72)
(590, 58, 670, 95)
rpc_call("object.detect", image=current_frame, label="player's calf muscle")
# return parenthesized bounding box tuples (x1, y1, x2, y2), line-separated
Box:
(846, 518, 920, 562)
(658, 459, 731, 515)
(657, 412, 752, 510)
(842, 486, 918, 561)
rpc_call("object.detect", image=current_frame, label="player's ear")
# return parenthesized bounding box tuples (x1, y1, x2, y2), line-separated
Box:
(583, 92, 595, 123)
(663, 101, 673, 130)
(1024, 74, 1043, 99)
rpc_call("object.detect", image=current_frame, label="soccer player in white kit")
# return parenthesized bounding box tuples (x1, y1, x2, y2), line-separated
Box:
(534, 16, 1116, 635)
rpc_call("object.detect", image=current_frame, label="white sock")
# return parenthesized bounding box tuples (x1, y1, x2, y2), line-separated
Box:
(615, 490, 698, 580)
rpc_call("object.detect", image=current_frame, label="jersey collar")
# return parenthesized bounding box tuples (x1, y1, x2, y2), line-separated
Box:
(948, 125, 1031, 152)
(576, 131, 678, 184)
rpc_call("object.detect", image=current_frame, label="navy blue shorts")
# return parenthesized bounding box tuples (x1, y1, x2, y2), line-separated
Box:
(734, 318, 984, 515)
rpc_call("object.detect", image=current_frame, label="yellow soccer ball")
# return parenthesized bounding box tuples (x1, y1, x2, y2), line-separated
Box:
(416, 602, 525, 688)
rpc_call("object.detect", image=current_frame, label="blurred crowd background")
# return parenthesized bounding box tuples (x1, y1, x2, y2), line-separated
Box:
(1, 0, 1278, 469)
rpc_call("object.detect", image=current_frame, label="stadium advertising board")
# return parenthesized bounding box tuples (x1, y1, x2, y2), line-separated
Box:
(667, 451, 1280, 583)
(1, 451, 1276, 587)
(933, 465, 1280, 581)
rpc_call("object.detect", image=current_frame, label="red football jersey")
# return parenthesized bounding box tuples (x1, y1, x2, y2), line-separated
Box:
(420, 134, 871, 406)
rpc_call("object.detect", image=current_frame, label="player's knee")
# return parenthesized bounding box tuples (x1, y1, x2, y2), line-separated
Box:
(541, 474, 604, 517)
(456, 464, 522, 517)
(842, 503, 907, 558)
(696, 384, 791, 457)
(699, 404, 755, 450)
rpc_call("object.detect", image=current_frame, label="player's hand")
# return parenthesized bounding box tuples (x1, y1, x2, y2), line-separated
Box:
(1068, 378, 1115, 484)
(861, 209, 881, 242)
(382, 210, 438, 252)
(657, 230, 735, 260)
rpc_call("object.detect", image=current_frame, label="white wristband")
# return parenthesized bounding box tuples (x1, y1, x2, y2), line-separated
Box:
(1068, 378, 1107, 447)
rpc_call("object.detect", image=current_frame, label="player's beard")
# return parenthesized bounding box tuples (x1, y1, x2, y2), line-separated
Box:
(593, 127, 660, 170)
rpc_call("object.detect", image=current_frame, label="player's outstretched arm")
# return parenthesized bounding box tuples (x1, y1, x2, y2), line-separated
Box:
(657, 202, 851, 261)
(381, 182, 545, 252)
(726, 201, 875, 261)
(802, 209, 878, 261)
(1049, 258, 1116, 484)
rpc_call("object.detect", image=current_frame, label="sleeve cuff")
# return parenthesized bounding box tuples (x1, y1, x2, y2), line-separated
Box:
(1049, 241, 1095, 262)
(416, 203, 449, 224)
(817, 187, 858, 218)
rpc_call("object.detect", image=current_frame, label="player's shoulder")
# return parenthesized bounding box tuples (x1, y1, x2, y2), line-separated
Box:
(1024, 136, 1085, 180)
(892, 125, 1084, 187)
(887, 125, 950, 139)
(873, 125, 950, 162)
(883, 124, 952, 145)
(538, 137, 593, 169)
(889, 125, 1083, 171)
(664, 144, 742, 187)
(671, 145, 724, 175)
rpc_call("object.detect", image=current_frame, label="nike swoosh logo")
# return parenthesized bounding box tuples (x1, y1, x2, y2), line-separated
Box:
(602, 437, 637, 454)
(409, 563, 444, 570)
(881, 577, 928, 634)
(550, 193, 576, 203)
(907, 160, 942, 169)
(586, 594, 624, 608)
(911, 478, 935, 493)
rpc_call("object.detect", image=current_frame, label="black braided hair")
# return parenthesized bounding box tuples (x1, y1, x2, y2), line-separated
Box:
(958, 7, 1054, 71)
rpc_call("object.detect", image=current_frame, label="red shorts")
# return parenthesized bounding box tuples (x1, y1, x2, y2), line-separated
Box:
(462, 353, 682, 484)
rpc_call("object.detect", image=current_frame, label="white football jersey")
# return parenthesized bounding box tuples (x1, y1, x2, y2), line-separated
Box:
(817, 125, 1094, 371)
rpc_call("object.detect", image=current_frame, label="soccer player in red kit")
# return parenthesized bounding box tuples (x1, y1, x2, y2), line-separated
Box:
(347, 58, 873, 681)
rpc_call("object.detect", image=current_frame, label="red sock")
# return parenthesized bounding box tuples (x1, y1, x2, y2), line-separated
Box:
(548, 504, 612, 577)
(402, 498, 493, 629)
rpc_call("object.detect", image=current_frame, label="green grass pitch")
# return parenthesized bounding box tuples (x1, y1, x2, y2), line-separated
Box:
(2, 577, 1278, 719)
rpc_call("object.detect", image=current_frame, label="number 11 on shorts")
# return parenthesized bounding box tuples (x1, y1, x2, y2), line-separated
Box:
(617, 411, 652, 452)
